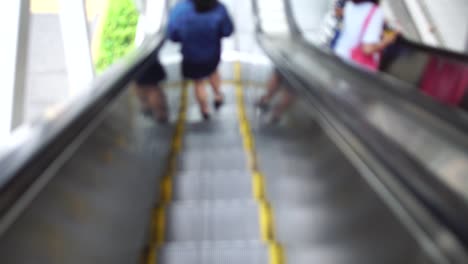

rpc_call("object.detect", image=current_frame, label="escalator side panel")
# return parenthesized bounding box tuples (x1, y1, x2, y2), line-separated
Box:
(0, 88, 179, 264)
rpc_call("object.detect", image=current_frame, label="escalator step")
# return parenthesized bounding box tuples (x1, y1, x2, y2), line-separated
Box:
(177, 148, 247, 171)
(164, 200, 261, 242)
(183, 132, 243, 149)
(173, 170, 252, 200)
(156, 241, 269, 264)
(284, 244, 426, 264)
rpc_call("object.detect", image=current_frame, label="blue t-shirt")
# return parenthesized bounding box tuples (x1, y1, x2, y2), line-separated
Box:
(168, 0, 234, 63)
(336, 0, 347, 9)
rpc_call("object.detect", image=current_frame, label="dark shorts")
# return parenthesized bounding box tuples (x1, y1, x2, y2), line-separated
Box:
(135, 60, 167, 87)
(182, 59, 220, 80)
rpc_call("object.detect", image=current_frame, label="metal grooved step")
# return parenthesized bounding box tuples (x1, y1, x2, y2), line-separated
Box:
(172, 170, 253, 200)
(156, 241, 269, 264)
(164, 200, 261, 242)
(150, 87, 271, 264)
(177, 148, 247, 172)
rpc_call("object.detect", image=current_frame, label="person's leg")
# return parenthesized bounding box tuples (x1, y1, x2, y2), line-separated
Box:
(271, 90, 295, 123)
(148, 86, 168, 123)
(135, 85, 150, 107)
(134, 84, 155, 118)
(194, 79, 210, 119)
(257, 73, 281, 108)
(208, 70, 224, 109)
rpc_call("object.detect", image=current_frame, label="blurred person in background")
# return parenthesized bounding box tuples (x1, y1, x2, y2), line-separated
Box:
(134, 59, 169, 124)
(334, 0, 394, 71)
(330, 0, 347, 49)
(256, 70, 295, 124)
(379, 21, 403, 71)
(168, 0, 234, 120)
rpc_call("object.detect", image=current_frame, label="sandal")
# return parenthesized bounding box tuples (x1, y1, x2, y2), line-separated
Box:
(214, 95, 224, 111)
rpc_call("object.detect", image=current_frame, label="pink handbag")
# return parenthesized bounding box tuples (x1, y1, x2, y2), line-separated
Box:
(420, 56, 468, 105)
(351, 6, 380, 71)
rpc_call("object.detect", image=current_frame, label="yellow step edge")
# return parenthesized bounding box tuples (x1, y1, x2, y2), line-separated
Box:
(259, 201, 275, 241)
(269, 242, 286, 264)
(152, 205, 166, 246)
(252, 171, 267, 200)
(161, 176, 173, 203)
(234, 62, 286, 264)
(144, 248, 157, 264)
(144, 85, 188, 264)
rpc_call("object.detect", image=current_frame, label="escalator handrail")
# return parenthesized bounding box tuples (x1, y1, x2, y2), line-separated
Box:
(253, 0, 468, 252)
(398, 36, 468, 63)
(280, 57, 468, 258)
(282, 0, 301, 37)
(300, 39, 468, 144)
(286, 1, 468, 139)
(284, 0, 468, 148)
(259, 34, 468, 253)
(277, 0, 468, 138)
(0, 2, 169, 232)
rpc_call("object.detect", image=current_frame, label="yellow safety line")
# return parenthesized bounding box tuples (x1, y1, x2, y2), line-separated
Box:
(234, 62, 285, 264)
(144, 83, 188, 264)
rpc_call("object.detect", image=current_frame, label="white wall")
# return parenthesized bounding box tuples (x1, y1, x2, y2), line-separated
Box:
(420, 0, 468, 52)
(0, 0, 30, 139)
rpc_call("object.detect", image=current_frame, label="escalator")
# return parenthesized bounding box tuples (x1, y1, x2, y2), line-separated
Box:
(0, 0, 468, 263)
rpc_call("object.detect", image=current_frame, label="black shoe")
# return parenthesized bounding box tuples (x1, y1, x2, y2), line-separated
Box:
(214, 97, 224, 111)
(157, 116, 169, 124)
(255, 100, 270, 112)
(141, 108, 153, 118)
(270, 115, 281, 124)
(202, 112, 211, 121)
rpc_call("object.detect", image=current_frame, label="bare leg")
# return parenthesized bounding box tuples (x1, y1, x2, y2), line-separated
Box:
(258, 73, 281, 106)
(272, 90, 295, 122)
(134, 85, 150, 108)
(148, 86, 168, 122)
(194, 79, 209, 117)
(208, 70, 223, 101)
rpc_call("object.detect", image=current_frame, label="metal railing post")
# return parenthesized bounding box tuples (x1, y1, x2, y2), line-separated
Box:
(0, 0, 30, 138)
(283, 0, 302, 38)
(58, 0, 95, 97)
(465, 30, 468, 54)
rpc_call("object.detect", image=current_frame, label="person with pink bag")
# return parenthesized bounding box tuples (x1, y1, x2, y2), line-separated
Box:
(334, 0, 394, 71)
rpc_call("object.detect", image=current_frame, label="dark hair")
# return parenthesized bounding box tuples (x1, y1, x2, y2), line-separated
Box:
(193, 0, 218, 13)
(351, 0, 380, 4)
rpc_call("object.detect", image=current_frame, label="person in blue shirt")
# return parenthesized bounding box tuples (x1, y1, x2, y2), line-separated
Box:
(330, 0, 347, 49)
(168, 0, 234, 120)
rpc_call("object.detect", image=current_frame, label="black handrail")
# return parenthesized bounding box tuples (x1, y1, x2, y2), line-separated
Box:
(398, 36, 468, 63)
(0, 4, 168, 233)
(286, 1, 468, 141)
(282, 0, 301, 37)
(252, 0, 468, 254)
(283, 0, 468, 137)
(300, 39, 468, 144)
(266, 36, 468, 244)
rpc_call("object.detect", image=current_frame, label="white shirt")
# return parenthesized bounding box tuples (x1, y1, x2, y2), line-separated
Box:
(334, 2, 384, 60)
